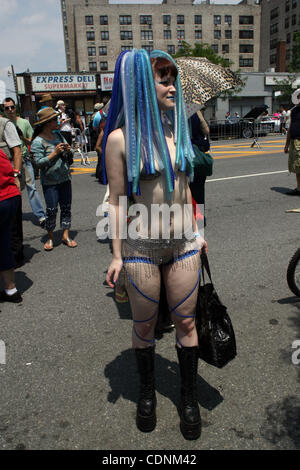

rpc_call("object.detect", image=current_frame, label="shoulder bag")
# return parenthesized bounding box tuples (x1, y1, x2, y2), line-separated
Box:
(196, 250, 237, 368)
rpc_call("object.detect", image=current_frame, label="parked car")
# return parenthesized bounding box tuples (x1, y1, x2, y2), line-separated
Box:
(209, 105, 269, 140)
(260, 114, 281, 133)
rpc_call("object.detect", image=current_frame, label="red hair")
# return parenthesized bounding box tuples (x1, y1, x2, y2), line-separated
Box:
(150, 57, 178, 80)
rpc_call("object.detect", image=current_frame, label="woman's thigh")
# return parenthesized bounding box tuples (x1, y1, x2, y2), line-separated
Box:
(43, 184, 59, 209)
(58, 180, 72, 206)
(124, 261, 161, 321)
(162, 251, 201, 320)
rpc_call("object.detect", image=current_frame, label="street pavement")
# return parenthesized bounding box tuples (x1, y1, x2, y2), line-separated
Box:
(0, 135, 299, 451)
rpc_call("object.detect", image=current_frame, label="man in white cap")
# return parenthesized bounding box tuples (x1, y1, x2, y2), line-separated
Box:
(284, 89, 300, 195)
(56, 100, 73, 145)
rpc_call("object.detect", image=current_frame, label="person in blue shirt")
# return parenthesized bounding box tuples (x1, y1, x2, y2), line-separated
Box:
(31, 107, 77, 251)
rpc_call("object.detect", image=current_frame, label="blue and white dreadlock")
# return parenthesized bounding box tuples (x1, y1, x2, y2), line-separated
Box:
(102, 49, 196, 197)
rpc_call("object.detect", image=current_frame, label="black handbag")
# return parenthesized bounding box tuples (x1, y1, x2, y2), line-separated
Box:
(196, 250, 237, 368)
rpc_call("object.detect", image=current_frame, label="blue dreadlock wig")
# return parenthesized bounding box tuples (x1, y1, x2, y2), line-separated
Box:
(102, 49, 196, 197)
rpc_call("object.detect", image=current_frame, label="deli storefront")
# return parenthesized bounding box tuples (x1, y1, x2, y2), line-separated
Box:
(16, 71, 114, 124)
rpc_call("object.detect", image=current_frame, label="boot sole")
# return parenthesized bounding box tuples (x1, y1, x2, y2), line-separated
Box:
(180, 419, 201, 440)
(136, 413, 156, 432)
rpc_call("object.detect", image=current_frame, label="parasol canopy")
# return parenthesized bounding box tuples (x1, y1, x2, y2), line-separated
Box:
(176, 56, 242, 107)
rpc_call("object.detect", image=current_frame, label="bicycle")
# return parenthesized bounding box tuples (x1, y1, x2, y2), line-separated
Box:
(287, 247, 300, 297)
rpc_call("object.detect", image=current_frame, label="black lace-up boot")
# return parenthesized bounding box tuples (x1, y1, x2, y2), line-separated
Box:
(176, 345, 201, 440)
(135, 346, 157, 432)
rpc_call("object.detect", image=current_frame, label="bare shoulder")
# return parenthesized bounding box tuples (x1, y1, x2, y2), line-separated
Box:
(106, 128, 125, 148)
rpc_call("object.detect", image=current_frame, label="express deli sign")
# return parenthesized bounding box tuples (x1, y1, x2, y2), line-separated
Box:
(31, 74, 96, 92)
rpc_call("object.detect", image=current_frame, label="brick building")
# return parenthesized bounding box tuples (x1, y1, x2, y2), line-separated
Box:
(259, 0, 300, 72)
(61, 0, 261, 75)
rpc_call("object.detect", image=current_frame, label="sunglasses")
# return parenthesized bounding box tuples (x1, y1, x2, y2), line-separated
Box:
(4, 105, 16, 111)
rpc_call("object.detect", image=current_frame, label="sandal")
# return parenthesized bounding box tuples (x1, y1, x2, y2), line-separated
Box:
(62, 238, 77, 248)
(44, 239, 53, 251)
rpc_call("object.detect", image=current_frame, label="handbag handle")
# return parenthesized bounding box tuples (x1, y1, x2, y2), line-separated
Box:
(200, 248, 213, 284)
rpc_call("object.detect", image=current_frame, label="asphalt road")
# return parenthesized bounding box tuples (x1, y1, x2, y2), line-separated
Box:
(0, 135, 299, 451)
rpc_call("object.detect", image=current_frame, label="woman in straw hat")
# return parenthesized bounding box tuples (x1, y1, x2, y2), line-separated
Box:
(31, 107, 77, 250)
(102, 49, 207, 440)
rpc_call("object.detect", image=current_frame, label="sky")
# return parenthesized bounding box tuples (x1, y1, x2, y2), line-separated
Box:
(0, 0, 240, 100)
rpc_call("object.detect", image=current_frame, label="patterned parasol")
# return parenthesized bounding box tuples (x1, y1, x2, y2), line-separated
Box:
(176, 57, 242, 108)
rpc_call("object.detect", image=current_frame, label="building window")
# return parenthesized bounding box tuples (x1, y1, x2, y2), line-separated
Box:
(225, 15, 232, 25)
(88, 46, 96, 56)
(285, 17, 290, 28)
(121, 45, 133, 51)
(168, 45, 175, 54)
(292, 0, 297, 9)
(140, 15, 152, 25)
(270, 8, 279, 20)
(99, 46, 107, 55)
(225, 29, 232, 39)
(270, 23, 278, 35)
(214, 30, 221, 39)
(85, 16, 93, 25)
(222, 44, 229, 53)
(100, 61, 108, 71)
(63, 11, 67, 25)
(214, 15, 221, 25)
(89, 62, 97, 72)
(141, 30, 153, 40)
(163, 15, 171, 25)
(177, 15, 184, 24)
(287, 32, 291, 43)
(286, 49, 291, 60)
(239, 16, 254, 24)
(270, 39, 277, 49)
(86, 31, 95, 41)
(239, 30, 254, 39)
(120, 31, 133, 40)
(195, 30, 202, 40)
(286, 1, 290, 13)
(100, 15, 108, 25)
(211, 44, 219, 53)
(239, 44, 254, 53)
(64, 25, 69, 39)
(164, 30, 171, 39)
(120, 15, 131, 25)
(101, 31, 109, 40)
(177, 30, 185, 39)
(292, 14, 297, 25)
(194, 15, 202, 25)
(142, 45, 153, 53)
(270, 54, 276, 64)
(239, 58, 253, 67)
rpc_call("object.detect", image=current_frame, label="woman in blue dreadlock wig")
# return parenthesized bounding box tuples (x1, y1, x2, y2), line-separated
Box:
(104, 49, 207, 441)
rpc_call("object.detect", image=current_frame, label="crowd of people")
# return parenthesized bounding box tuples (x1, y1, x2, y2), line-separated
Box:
(1, 49, 300, 442)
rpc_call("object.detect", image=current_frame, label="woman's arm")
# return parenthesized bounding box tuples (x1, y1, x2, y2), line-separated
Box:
(31, 139, 65, 169)
(197, 110, 210, 136)
(105, 128, 127, 287)
(95, 128, 104, 156)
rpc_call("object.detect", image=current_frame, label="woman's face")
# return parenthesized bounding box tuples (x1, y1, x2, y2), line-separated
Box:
(46, 117, 59, 131)
(154, 72, 176, 111)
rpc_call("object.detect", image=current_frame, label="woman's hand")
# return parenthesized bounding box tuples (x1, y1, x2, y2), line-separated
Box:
(54, 143, 66, 156)
(201, 239, 208, 255)
(106, 257, 123, 288)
